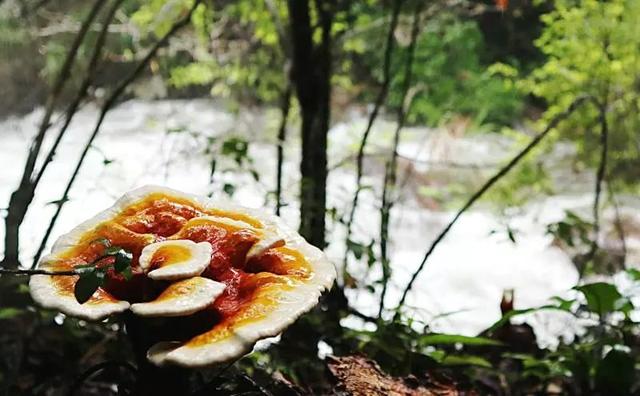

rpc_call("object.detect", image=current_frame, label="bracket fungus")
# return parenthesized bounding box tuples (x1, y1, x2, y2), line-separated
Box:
(29, 186, 336, 367)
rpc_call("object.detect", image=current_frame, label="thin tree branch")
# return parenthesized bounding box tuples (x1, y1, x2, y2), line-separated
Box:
(608, 181, 627, 268)
(378, 4, 422, 318)
(67, 360, 137, 396)
(343, 0, 404, 276)
(580, 102, 609, 277)
(32, 0, 125, 189)
(2, 0, 106, 268)
(32, 0, 202, 268)
(275, 83, 292, 216)
(267, 0, 293, 217)
(0, 268, 78, 276)
(31, 0, 124, 265)
(24, 0, 106, 188)
(394, 95, 597, 314)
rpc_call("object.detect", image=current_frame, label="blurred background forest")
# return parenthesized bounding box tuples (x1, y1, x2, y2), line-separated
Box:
(1, 0, 640, 394)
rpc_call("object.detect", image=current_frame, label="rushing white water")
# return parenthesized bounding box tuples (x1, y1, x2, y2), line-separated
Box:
(1, 99, 638, 348)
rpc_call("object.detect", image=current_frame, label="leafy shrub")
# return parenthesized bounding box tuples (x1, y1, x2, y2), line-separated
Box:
(523, 0, 640, 188)
(383, 13, 523, 127)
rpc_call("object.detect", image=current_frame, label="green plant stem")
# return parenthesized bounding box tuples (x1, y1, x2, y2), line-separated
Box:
(0, 268, 77, 276)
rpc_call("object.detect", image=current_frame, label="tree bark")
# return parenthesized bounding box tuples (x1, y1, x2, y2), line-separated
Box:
(287, 0, 333, 249)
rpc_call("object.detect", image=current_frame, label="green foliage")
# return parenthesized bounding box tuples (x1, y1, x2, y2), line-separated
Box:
(524, 0, 640, 187)
(383, 14, 523, 127)
(168, 1, 286, 104)
(478, 276, 640, 394)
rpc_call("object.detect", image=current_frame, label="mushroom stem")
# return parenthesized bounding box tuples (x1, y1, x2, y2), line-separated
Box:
(124, 313, 191, 395)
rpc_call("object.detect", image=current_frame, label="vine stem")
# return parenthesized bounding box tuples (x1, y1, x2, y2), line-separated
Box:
(394, 95, 598, 316)
(0, 268, 77, 276)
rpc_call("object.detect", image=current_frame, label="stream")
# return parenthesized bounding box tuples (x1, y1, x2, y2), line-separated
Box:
(1, 99, 639, 349)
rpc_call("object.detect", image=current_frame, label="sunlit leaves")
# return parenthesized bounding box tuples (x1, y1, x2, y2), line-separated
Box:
(575, 282, 632, 317)
(526, 0, 640, 188)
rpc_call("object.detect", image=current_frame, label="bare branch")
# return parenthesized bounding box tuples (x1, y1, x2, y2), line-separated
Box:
(378, 3, 423, 318)
(580, 102, 609, 276)
(34, 0, 126, 188)
(0, 268, 77, 276)
(275, 84, 292, 216)
(608, 181, 627, 267)
(2, 0, 106, 268)
(395, 95, 597, 314)
(343, 0, 404, 275)
(32, 0, 203, 268)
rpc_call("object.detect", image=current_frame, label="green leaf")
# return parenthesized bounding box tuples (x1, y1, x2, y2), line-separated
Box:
(626, 268, 640, 281)
(104, 246, 123, 256)
(507, 226, 517, 244)
(575, 282, 624, 317)
(346, 240, 365, 260)
(595, 349, 635, 395)
(113, 249, 133, 273)
(74, 271, 104, 304)
(0, 308, 23, 320)
(45, 197, 70, 206)
(420, 334, 504, 347)
(223, 183, 236, 196)
(221, 137, 249, 164)
(120, 266, 133, 281)
(442, 354, 492, 368)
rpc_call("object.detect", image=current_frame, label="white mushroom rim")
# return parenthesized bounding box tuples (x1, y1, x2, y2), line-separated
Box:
(29, 185, 336, 368)
(139, 240, 213, 281)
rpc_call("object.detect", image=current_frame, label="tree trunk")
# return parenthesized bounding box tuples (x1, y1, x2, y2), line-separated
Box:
(287, 0, 333, 249)
(2, 189, 32, 268)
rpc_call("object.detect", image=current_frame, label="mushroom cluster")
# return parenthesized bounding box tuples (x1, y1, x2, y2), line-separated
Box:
(30, 186, 336, 367)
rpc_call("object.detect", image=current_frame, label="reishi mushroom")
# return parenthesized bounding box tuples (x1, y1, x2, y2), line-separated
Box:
(29, 186, 336, 367)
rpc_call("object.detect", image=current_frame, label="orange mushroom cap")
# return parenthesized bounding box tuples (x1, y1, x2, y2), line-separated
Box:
(29, 186, 336, 367)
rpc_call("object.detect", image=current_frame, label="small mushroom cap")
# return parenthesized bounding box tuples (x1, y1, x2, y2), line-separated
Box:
(245, 230, 285, 261)
(139, 240, 213, 281)
(175, 216, 285, 261)
(130, 277, 225, 317)
(151, 281, 323, 366)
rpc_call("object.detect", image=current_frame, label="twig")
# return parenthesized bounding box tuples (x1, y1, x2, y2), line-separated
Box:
(238, 373, 274, 396)
(394, 95, 596, 315)
(378, 4, 423, 318)
(0, 268, 77, 276)
(607, 181, 627, 267)
(2, 0, 106, 268)
(33, 0, 202, 268)
(33, 0, 125, 189)
(580, 102, 609, 277)
(275, 83, 292, 216)
(343, 0, 404, 273)
(67, 360, 137, 396)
